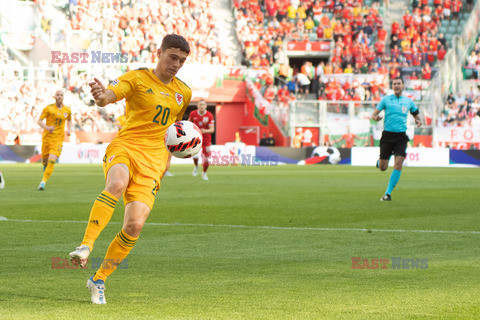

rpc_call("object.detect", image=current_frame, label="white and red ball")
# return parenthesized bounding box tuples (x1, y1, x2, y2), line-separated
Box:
(164, 120, 202, 158)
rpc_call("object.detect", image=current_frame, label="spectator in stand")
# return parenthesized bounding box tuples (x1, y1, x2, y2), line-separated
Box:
(305, 16, 315, 33)
(438, 33, 447, 49)
(324, 63, 333, 75)
(287, 78, 297, 95)
(422, 63, 432, 80)
(344, 64, 354, 74)
(263, 84, 276, 103)
(403, 10, 414, 28)
(467, 51, 478, 68)
(296, 72, 311, 99)
(443, 0, 451, 20)
(277, 83, 293, 107)
(438, 45, 447, 61)
(451, 0, 462, 22)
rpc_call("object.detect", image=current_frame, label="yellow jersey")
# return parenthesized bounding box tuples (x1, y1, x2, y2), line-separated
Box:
(40, 104, 72, 141)
(115, 115, 126, 128)
(107, 68, 192, 169)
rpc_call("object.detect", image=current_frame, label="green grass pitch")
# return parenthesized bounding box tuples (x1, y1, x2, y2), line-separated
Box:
(0, 163, 479, 319)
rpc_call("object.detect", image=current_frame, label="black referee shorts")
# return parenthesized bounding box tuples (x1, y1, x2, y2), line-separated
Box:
(379, 131, 409, 160)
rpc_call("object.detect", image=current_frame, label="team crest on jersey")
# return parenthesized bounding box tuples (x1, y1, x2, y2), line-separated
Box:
(402, 106, 407, 113)
(203, 116, 209, 123)
(175, 93, 183, 106)
(109, 155, 115, 163)
(64, 113, 68, 118)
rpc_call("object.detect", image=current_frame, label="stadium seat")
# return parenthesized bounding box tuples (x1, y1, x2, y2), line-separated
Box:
(447, 26, 457, 34)
(464, 68, 474, 79)
(445, 33, 453, 44)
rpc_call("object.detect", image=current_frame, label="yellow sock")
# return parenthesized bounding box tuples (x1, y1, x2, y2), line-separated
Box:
(94, 229, 138, 282)
(41, 160, 56, 183)
(81, 191, 118, 251)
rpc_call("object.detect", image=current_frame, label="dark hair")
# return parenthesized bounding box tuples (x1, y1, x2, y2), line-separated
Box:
(392, 77, 404, 84)
(160, 34, 190, 55)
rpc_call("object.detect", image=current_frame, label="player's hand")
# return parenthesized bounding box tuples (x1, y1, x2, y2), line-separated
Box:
(200, 128, 207, 133)
(66, 130, 71, 136)
(89, 78, 107, 106)
(372, 115, 383, 121)
(46, 126, 55, 133)
(415, 118, 422, 128)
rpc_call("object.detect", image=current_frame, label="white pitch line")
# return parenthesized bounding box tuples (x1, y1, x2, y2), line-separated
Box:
(1, 217, 480, 234)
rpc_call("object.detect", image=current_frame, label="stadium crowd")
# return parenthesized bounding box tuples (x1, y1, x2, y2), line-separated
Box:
(233, 0, 476, 103)
(1, 0, 240, 134)
(1, 0, 479, 137)
(439, 88, 480, 127)
(66, 0, 234, 65)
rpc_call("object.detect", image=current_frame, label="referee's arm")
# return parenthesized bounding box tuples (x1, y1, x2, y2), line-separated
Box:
(372, 108, 383, 121)
(411, 109, 422, 127)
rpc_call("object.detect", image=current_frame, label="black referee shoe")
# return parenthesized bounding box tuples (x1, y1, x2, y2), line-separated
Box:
(380, 194, 392, 201)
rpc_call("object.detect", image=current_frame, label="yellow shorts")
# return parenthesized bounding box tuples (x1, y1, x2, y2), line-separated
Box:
(42, 138, 63, 158)
(103, 140, 165, 210)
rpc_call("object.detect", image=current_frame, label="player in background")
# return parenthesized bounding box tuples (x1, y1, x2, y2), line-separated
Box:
(371, 77, 422, 201)
(36, 90, 72, 190)
(330, 126, 368, 148)
(68, 34, 191, 304)
(188, 99, 214, 180)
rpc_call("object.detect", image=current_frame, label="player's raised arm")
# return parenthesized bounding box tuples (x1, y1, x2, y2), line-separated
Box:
(88, 78, 117, 107)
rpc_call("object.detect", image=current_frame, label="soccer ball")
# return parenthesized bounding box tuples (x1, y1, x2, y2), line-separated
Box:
(165, 120, 203, 158)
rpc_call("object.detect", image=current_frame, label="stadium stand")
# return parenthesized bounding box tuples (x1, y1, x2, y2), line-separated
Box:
(462, 33, 480, 79)
(65, 0, 233, 65)
(0, 0, 479, 148)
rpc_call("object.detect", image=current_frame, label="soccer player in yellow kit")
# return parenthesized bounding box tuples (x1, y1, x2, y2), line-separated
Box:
(114, 114, 126, 131)
(68, 34, 192, 304)
(37, 90, 72, 190)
